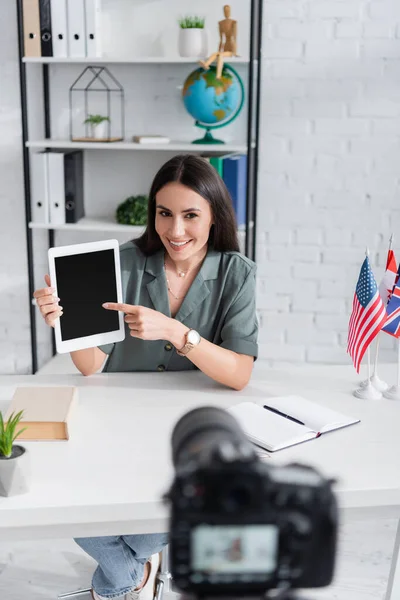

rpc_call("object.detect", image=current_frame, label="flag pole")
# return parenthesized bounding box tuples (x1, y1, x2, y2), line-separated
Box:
(368, 235, 393, 391)
(353, 247, 383, 400)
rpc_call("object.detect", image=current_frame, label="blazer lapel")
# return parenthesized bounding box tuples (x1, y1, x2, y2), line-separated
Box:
(175, 249, 221, 323)
(175, 277, 210, 322)
(145, 249, 171, 317)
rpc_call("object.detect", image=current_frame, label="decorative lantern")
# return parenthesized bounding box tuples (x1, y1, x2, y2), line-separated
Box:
(69, 66, 125, 142)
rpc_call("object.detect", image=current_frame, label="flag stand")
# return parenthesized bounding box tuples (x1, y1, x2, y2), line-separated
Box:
(383, 339, 400, 400)
(360, 336, 388, 391)
(353, 347, 383, 399)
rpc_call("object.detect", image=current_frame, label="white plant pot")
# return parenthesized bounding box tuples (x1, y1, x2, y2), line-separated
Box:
(0, 445, 31, 497)
(178, 28, 207, 58)
(90, 121, 108, 139)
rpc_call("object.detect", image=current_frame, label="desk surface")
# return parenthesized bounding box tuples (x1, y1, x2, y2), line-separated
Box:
(0, 362, 399, 540)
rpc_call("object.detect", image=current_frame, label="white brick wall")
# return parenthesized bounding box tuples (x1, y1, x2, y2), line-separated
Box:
(2, 0, 400, 373)
(256, 0, 400, 365)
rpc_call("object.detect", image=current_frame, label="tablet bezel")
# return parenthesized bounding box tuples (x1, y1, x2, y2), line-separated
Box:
(48, 239, 125, 354)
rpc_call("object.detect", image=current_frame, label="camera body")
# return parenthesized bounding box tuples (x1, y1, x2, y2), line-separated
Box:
(166, 439, 337, 597)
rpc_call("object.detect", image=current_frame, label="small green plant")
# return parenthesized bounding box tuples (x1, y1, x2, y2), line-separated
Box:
(0, 410, 27, 459)
(116, 195, 148, 226)
(178, 16, 205, 29)
(83, 114, 110, 126)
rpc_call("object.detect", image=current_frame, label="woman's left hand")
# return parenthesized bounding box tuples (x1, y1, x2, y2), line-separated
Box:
(102, 302, 177, 341)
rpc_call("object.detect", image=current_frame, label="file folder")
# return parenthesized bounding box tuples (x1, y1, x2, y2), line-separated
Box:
(50, 0, 68, 57)
(30, 152, 49, 224)
(39, 0, 53, 56)
(85, 0, 102, 57)
(22, 0, 41, 57)
(67, 0, 86, 57)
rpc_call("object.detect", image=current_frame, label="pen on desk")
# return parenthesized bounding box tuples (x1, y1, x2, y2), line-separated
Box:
(263, 405, 305, 426)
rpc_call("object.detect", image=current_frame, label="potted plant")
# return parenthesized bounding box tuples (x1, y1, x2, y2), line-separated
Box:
(178, 16, 207, 58)
(83, 114, 110, 140)
(0, 410, 30, 497)
(116, 195, 148, 226)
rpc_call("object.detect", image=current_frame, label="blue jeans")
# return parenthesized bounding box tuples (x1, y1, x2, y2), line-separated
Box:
(74, 533, 168, 598)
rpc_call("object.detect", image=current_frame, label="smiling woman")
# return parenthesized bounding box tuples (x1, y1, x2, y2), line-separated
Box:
(32, 153, 258, 600)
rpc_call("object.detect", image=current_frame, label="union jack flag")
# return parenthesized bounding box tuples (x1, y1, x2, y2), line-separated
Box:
(382, 279, 400, 338)
(347, 257, 387, 373)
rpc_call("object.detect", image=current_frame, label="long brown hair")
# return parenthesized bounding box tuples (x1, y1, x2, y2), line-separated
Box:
(135, 154, 240, 256)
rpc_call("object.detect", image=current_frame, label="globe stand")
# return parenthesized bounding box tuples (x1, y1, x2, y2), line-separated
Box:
(192, 129, 225, 145)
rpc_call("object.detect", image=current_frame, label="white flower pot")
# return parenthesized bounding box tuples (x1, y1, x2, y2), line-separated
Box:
(178, 28, 207, 58)
(90, 121, 108, 139)
(0, 445, 31, 497)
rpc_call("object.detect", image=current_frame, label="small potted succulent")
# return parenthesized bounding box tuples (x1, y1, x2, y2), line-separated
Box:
(178, 16, 207, 58)
(84, 114, 110, 140)
(116, 195, 148, 226)
(0, 410, 30, 497)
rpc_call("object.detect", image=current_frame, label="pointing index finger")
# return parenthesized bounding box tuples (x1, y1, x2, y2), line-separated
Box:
(102, 302, 136, 313)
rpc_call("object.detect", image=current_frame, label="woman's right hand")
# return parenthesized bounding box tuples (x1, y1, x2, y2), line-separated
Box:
(33, 274, 63, 328)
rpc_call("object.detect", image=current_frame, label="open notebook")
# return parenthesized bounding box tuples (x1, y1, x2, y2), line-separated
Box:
(228, 396, 360, 452)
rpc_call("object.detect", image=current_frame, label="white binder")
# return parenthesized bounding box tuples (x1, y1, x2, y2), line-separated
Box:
(47, 152, 66, 226)
(85, 0, 102, 57)
(67, 0, 86, 57)
(50, 0, 68, 58)
(30, 152, 49, 224)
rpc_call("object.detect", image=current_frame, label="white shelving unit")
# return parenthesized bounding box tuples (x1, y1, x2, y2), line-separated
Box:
(18, 0, 262, 373)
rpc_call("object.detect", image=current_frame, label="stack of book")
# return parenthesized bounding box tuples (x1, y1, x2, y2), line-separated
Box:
(30, 150, 84, 226)
(22, 0, 102, 58)
(207, 154, 247, 227)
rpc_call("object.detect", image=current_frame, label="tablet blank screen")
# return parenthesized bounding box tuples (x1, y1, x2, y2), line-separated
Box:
(55, 249, 119, 341)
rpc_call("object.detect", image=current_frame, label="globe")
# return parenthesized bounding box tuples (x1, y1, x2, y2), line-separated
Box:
(182, 64, 245, 144)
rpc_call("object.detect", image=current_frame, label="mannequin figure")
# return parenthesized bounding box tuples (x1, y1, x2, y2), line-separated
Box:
(199, 5, 238, 79)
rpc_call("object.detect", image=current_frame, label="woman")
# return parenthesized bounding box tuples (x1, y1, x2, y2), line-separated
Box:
(33, 154, 258, 600)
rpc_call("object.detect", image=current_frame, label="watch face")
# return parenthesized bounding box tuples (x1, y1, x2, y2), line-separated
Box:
(187, 329, 201, 345)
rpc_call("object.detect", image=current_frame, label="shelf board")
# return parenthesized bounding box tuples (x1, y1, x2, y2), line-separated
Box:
(23, 56, 251, 65)
(26, 140, 248, 152)
(29, 217, 248, 235)
(29, 218, 145, 233)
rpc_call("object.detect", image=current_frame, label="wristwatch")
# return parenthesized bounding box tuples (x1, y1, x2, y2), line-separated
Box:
(177, 329, 201, 356)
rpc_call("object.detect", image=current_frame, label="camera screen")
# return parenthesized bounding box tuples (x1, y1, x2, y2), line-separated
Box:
(191, 524, 279, 575)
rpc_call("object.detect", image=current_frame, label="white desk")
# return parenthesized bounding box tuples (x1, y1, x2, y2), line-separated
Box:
(0, 362, 399, 599)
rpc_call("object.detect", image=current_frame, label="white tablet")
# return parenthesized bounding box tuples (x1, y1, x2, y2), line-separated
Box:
(48, 239, 125, 353)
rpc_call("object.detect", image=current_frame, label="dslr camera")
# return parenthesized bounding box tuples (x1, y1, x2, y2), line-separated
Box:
(164, 406, 338, 599)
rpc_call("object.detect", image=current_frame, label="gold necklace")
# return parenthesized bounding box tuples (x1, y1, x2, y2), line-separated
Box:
(164, 263, 186, 300)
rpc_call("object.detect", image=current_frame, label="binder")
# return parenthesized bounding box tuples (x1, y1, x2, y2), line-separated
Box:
(64, 150, 84, 223)
(47, 152, 66, 225)
(222, 154, 247, 227)
(85, 0, 102, 57)
(22, 0, 41, 57)
(50, 0, 68, 58)
(67, 0, 86, 57)
(209, 153, 234, 178)
(47, 151, 84, 225)
(30, 152, 49, 224)
(39, 0, 53, 57)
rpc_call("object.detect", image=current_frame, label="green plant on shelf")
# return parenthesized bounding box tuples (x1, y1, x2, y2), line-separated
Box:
(178, 16, 205, 29)
(116, 195, 148, 226)
(83, 114, 110, 126)
(0, 410, 27, 459)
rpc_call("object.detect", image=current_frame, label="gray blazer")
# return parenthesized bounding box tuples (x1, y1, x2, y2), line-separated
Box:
(100, 241, 258, 372)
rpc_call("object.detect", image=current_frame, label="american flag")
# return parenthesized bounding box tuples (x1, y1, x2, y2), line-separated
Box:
(347, 257, 387, 373)
(382, 276, 400, 338)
